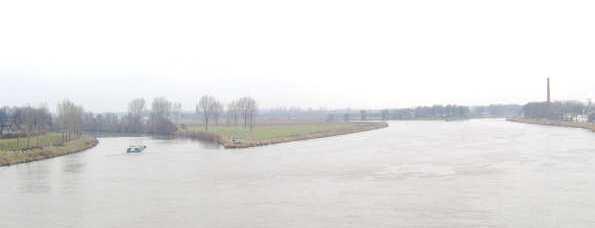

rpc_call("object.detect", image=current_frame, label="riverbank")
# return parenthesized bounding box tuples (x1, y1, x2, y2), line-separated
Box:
(177, 122, 389, 149)
(0, 136, 98, 167)
(507, 118, 595, 132)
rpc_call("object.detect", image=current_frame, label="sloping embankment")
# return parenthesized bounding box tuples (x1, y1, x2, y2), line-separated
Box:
(178, 122, 389, 149)
(0, 136, 98, 167)
(507, 118, 595, 132)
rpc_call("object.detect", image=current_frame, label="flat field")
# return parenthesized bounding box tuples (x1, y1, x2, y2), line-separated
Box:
(178, 121, 388, 148)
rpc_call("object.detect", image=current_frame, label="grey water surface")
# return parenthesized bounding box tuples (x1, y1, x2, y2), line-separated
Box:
(2, 119, 595, 228)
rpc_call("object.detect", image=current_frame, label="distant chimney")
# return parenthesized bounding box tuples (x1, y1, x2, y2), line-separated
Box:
(547, 77, 551, 103)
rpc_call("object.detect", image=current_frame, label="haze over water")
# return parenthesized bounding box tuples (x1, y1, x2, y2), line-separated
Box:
(2, 119, 595, 227)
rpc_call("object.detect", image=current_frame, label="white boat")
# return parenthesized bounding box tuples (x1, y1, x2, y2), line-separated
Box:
(127, 145, 146, 153)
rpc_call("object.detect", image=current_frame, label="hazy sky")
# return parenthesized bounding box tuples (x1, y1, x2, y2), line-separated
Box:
(1, 0, 595, 112)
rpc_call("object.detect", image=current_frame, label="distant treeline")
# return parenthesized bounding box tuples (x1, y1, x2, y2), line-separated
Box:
(469, 104, 523, 118)
(0, 98, 178, 140)
(321, 104, 522, 122)
(1, 96, 260, 139)
(376, 105, 471, 120)
(0, 105, 52, 139)
(81, 97, 178, 135)
(522, 101, 594, 122)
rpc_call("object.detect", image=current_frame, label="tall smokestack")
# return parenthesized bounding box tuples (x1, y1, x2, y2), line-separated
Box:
(547, 77, 551, 103)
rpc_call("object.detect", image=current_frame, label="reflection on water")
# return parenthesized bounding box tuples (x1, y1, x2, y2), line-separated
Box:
(2, 119, 595, 228)
(194, 139, 221, 149)
(16, 163, 52, 194)
(61, 160, 85, 174)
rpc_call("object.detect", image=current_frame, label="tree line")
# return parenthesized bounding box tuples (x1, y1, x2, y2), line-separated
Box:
(326, 105, 471, 121)
(79, 97, 177, 135)
(80, 96, 259, 134)
(0, 101, 84, 149)
(522, 100, 594, 122)
(469, 104, 522, 118)
(0, 105, 52, 149)
(323, 104, 528, 122)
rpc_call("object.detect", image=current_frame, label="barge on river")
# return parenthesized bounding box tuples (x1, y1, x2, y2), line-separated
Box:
(127, 145, 147, 153)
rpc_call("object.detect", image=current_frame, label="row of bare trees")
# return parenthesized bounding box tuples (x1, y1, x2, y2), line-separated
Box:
(78, 97, 178, 135)
(82, 96, 258, 134)
(197, 96, 222, 131)
(197, 96, 258, 131)
(57, 100, 84, 142)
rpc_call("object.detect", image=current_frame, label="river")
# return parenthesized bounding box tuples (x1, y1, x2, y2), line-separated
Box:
(2, 119, 595, 227)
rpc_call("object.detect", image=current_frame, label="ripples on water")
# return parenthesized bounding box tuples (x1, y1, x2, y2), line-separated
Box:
(1, 119, 595, 227)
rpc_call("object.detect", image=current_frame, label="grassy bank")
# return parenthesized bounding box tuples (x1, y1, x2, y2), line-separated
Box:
(177, 122, 389, 149)
(507, 118, 595, 132)
(0, 135, 98, 167)
(0, 133, 64, 151)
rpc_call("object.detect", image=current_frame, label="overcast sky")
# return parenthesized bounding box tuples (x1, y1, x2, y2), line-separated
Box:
(1, 0, 595, 112)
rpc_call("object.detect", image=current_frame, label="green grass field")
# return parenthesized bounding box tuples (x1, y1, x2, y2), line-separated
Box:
(183, 123, 353, 140)
(0, 135, 98, 166)
(178, 122, 388, 148)
(0, 133, 65, 152)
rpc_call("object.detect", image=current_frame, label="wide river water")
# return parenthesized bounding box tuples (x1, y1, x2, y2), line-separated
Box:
(2, 119, 595, 227)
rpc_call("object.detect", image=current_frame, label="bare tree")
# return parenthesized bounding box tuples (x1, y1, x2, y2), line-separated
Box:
(211, 101, 223, 126)
(10, 107, 25, 148)
(151, 97, 172, 119)
(103, 113, 122, 132)
(127, 98, 146, 133)
(249, 101, 257, 129)
(11, 108, 24, 134)
(226, 101, 241, 126)
(172, 102, 182, 124)
(22, 106, 36, 147)
(33, 105, 51, 146)
(237, 97, 258, 130)
(57, 100, 84, 143)
(0, 106, 9, 137)
(148, 97, 176, 135)
(57, 101, 69, 141)
(197, 95, 216, 131)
